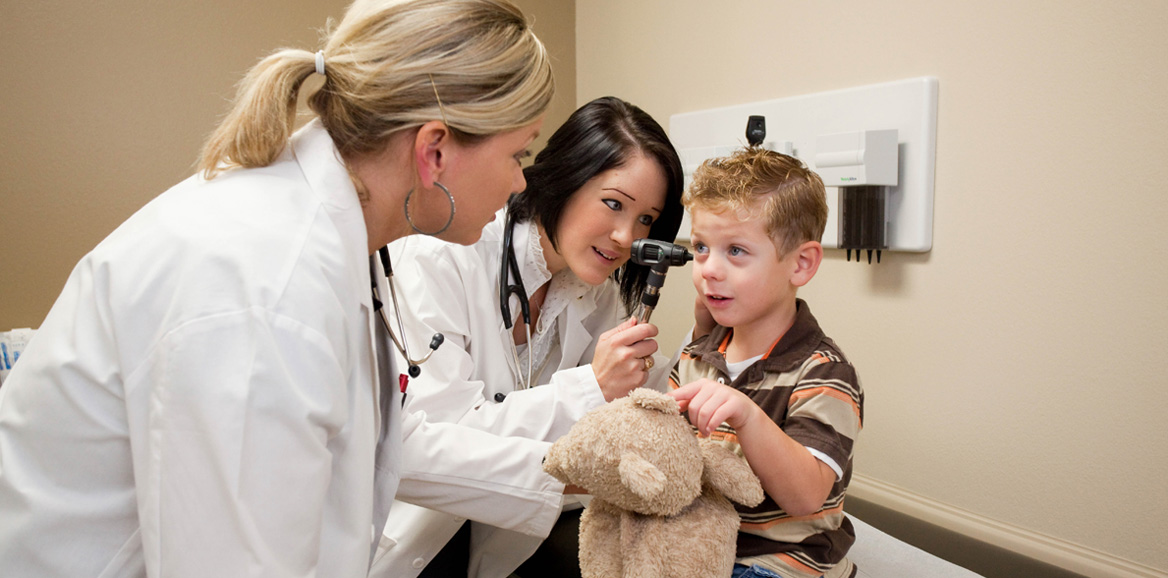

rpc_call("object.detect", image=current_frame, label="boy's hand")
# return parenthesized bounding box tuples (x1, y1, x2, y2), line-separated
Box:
(592, 317, 659, 402)
(669, 379, 762, 437)
(693, 295, 716, 339)
(673, 379, 836, 515)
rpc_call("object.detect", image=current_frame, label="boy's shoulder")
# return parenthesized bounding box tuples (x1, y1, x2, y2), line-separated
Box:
(684, 300, 851, 365)
(678, 300, 860, 392)
(779, 303, 858, 386)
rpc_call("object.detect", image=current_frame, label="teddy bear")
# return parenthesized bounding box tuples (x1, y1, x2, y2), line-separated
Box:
(543, 388, 765, 578)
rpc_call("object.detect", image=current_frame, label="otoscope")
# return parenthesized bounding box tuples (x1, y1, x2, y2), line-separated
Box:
(630, 238, 693, 323)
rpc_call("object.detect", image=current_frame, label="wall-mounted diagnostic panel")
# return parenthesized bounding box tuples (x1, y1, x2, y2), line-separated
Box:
(669, 77, 938, 263)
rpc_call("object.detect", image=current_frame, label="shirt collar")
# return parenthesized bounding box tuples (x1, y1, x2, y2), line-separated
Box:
(690, 299, 825, 374)
(513, 217, 552, 293)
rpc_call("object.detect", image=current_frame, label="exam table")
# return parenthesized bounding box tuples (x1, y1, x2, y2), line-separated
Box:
(850, 515, 984, 577)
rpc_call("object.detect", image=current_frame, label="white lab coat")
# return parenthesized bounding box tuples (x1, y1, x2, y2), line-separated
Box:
(369, 216, 671, 578)
(0, 121, 563, 578)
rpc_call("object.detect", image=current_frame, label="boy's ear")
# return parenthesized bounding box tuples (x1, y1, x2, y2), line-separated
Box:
(413, 120, 450, 187)
(790, 240, 823, 287)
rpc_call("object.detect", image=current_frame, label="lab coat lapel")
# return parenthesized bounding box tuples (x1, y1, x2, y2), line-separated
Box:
(290, 119, 371, 315)
(561, 293, 598, 365)
(368, 254, 404, 563)
(350, 196, 403, 563)
(292, 121, 402, 555)
(292, 120, 382, 419)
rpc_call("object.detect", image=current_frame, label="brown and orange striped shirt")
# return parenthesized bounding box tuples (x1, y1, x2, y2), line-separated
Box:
(670, 299, 863, 578)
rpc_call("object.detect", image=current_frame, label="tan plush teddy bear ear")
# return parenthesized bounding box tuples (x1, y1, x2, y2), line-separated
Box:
(629, 387, 679, 415)
(619, 451, 666, 501)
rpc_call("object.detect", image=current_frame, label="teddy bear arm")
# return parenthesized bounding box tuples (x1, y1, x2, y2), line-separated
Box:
(700, 440, 766, 507)
(618, 495, 742, 578)
(667, 493, 744, 578)
(617, 512, 674, 578)
(579, 501, 625, 578)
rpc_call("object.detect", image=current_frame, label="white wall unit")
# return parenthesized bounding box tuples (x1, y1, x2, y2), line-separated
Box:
(669, 77, 938, 251)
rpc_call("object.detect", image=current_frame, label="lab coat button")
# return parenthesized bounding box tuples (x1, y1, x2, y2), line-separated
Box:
(412, 558, 426, 569)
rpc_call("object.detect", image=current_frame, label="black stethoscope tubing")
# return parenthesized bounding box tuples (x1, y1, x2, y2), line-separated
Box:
(499, 209, 531, 331)
(499, 209, 534, 392)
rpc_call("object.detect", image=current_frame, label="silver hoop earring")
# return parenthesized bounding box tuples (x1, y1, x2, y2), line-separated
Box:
(404, 181, 456, 236)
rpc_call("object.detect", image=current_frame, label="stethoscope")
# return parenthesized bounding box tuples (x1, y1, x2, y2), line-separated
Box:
(374, 246, 443, 378)
(369, 211, 530, 392)
(499, 209, 534, 392)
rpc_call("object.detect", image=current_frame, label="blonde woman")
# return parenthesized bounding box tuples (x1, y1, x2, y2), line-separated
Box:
(0, 1, 566, 577)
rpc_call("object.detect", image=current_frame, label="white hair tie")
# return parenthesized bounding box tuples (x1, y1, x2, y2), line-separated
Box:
(315, 50, 326, 76)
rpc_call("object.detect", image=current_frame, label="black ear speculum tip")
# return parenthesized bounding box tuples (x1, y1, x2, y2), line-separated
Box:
(408, 365, 421, 378)
(429, 333, 444, 350)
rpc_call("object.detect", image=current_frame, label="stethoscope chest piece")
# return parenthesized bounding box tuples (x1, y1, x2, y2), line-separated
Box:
(374, 246, 443, 378)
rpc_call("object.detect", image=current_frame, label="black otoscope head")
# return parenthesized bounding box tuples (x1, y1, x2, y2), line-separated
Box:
(630, 239, 694, 322)
(631, 239, 693, 268)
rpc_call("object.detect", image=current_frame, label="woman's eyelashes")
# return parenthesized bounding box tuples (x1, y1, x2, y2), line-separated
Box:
(514, 149, 532, 164)
(603, 198, 654, 226)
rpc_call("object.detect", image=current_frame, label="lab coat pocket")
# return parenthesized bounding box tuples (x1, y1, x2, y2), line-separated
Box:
(97, 529, 145, 578)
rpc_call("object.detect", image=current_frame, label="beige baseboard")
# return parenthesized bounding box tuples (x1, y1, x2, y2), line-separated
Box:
(848, 474, 1166, 578)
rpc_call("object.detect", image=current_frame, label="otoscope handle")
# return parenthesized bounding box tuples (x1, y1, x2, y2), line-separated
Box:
(633, 262, 669, 323)
(634, 289, 660, 323)
(634, 303, 653, 324)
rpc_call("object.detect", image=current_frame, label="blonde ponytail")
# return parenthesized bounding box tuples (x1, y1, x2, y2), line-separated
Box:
(198, 50, 318, 178)
(197, 0, 554, 180)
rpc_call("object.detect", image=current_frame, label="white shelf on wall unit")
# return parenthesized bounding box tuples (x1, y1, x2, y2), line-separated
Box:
(669, 77, 938, 250)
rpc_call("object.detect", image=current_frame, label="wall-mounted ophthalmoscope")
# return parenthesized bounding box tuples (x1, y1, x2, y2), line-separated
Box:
(629, 238, 693, 324)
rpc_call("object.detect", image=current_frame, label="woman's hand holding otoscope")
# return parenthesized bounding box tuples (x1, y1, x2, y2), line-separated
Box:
(591, 239, 692, 397)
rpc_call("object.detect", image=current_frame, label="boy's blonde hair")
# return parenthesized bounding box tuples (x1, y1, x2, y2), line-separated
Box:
(198, 0, 553, 179)
(683, 147, 828, 256)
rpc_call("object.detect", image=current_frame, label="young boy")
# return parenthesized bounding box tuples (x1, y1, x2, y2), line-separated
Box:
(669, 147, 863, 578)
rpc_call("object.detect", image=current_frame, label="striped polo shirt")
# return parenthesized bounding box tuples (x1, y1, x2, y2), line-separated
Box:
(670, 299, 863, 578)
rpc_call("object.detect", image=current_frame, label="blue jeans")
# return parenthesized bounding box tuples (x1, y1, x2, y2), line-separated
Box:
(731, 564, 785, 578)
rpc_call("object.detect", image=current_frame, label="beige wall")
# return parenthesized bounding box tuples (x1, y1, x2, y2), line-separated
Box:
(0, 0, 574, 330)
(577, 0, 1168, 574)
(518, 0, 576, 153)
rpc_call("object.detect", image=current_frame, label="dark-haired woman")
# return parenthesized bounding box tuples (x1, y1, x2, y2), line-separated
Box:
(369, 96, 684, 578)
